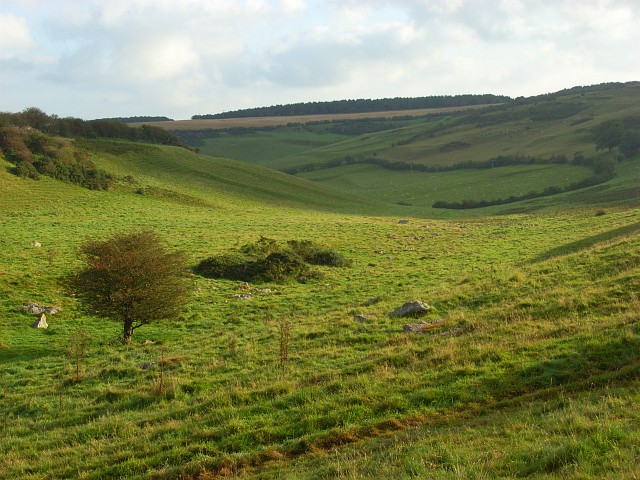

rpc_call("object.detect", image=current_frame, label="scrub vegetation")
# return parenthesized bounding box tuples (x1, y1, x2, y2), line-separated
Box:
(1, 82, 640, 479)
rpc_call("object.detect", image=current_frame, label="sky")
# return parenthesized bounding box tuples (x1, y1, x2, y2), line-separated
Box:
(1, 0, 639, 120)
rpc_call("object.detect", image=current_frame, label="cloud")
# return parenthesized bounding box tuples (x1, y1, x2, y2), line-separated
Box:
(0, 0, 639, 119)
(0, 13, 34, 56)
(119, 36, 200, 81)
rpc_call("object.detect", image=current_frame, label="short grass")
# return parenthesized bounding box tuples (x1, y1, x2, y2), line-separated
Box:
(2, 138, 640, 479)
(300, 162, 594, 209)
(195, 126, 350, 169)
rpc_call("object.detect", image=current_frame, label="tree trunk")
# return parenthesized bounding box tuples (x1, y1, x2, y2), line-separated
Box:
(123, 317, 134, 344)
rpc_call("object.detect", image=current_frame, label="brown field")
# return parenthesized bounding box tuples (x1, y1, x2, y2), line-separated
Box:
(132, 105, 492, 131)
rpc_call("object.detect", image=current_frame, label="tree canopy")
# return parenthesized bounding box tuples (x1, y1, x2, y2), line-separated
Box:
(69, 231, 191, 343)
(192, 94, 511, 120)
(592, 119, 624, 152)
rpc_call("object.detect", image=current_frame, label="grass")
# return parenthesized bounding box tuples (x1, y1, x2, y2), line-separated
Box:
(2, 84, 640, 478)
(299, 162, 594, 209)
(181, 81, 640, 214)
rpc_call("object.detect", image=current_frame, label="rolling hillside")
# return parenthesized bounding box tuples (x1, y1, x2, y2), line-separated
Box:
(165, 82, 640, 216)
(1, 86, 640, 479)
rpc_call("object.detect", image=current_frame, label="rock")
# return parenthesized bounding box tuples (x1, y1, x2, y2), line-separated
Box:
(354, 314, 375, 323)
(252, 288, 272, 294)
(140, 362, 154, 370)
(32, 241, 42, 247)
(21, 303, 59, 315)
(364, 297, 381, 305)
(403, 321, 428, 333)
(22, 303, 45, 314)
(388, 301, 430, 318)
(231, 293, 252, 300)
(143, 339, 155, 345)
(397, 220, 409, 224)
(31, 313, 48, 329)
(402, 319, 444, 334)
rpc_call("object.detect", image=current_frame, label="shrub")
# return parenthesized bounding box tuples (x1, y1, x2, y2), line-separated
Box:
(195, 238, 349, 283)
(14, 161, 40, 179)
(240, 236, 279, 257)
(259, 251, 309, 283)
(193, 253, 258, 281)
(287, 240, 352, 267)
(0, 127, 113, 190)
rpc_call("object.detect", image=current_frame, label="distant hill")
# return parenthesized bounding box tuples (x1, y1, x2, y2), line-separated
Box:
(192, 94, 510, 119)
(181, 81, 640, 215)
(95, 116, 174, 123)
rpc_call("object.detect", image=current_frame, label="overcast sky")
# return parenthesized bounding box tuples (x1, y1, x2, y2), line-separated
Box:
(1, 0, 639, 120)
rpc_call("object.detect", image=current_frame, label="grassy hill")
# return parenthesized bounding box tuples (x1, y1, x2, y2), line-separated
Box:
(171, 82, 640, 216)
(1, 88, 640, 479)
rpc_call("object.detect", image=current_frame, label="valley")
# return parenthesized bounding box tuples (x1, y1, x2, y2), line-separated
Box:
(1, 82, 640, 479)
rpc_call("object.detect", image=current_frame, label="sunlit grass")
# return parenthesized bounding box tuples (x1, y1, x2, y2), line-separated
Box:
(1, 131, 640, 478)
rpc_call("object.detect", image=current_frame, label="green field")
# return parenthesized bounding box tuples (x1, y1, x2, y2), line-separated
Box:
(2, 82, 640, 479)
(184, 82, 640, 214)
(299, 162, 595, 209)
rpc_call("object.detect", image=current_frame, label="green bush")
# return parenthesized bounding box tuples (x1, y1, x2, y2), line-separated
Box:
(14, 161, 40, 179)
(240, 236, 279, 257)
(195, 238, 350, 283)
(193, 253, 259, 281)
(287, 239, 352, 267)
(0, 127, 113, 190)
(259, 251, 309, 283)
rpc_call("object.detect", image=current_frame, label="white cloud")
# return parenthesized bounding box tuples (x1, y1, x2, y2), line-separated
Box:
(120, 36, 199, 81)
(0, 0, 639, 119)
(0, 13, 34, 55)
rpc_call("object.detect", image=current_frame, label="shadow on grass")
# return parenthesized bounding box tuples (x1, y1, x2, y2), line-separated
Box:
(493, 335, 640, 399)
(530, 221, 640, 263)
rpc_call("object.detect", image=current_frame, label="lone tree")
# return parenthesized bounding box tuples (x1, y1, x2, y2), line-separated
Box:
(71, 231, 190, 343)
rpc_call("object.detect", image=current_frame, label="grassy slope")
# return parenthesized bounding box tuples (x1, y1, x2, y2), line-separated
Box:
(190, 82, 640, 216)
(1, 135, 640, 479)
(80, 141, 379, 215)
(0, 140, 640, 479)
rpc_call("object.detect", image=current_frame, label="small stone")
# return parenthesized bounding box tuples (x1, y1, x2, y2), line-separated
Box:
(231, 293, 252, 300)
(31, 313, 48, 329)
(32, 242, 42, 247)
(389, 301, 431, 318)
(402, 319, 444, 334)
(403, 322, 428, 333)
(354, 314, 375, 323)
(397, 220, 409, 224)
(364, 297, 381, 305)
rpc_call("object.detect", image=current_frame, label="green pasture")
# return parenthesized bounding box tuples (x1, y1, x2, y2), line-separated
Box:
(2, 132, 640, 479)
(300, 162, 595, 209)
(185, 83, 640, 214)
(196, 125, 351, 169)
